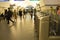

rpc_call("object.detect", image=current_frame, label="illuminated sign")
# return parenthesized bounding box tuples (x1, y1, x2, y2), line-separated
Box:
(14, 0, 24, 1)
(0, 0, 9, 2)
(30, 0, 39, 1)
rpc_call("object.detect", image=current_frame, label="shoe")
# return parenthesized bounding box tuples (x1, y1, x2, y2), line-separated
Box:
(7, 21, 9, 24)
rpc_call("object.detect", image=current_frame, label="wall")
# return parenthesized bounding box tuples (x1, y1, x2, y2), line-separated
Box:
(44, 0, 60, 5)
(40, 0, 60, 11)
(0, 2, 10, 14)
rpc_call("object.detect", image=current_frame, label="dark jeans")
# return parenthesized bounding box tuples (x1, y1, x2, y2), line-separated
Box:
(6, 17, 14, 24)
(30, 13, 33, 19)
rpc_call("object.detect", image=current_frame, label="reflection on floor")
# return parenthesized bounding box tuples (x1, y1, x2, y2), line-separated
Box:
(0, 13, 34, 40)
(49, 36, 60, 40)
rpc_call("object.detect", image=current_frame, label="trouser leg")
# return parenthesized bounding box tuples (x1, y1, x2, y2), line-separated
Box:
(9, 18, 14, 23)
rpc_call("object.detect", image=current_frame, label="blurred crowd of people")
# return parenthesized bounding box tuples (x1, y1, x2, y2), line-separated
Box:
(49, 6, 60, 36)
(0, 7, 37, 24)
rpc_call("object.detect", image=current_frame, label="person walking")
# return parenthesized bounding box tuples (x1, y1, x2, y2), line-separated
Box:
(6, 8, 14, 24)
(13, 10, 17, 22)
(19, 9, 22, 20)
(23, 9, 26, 18)
(4, 9, 8, 20)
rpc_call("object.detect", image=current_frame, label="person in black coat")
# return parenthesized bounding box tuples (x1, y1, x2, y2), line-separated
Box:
(4, 9, 8, 20)
(19, 9, 22, 20)
(23, 9, 26, 15)
(6, 8, 14, 24)
(23, 9, 26, 18)
(30, 8, 33, 19)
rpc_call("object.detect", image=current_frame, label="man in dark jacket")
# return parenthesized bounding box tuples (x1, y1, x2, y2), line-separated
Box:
(19, 9, 22, 20)
(6, 8, 14, 24)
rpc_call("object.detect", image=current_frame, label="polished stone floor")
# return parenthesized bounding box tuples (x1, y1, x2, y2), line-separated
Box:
(0, 13, 34, 40)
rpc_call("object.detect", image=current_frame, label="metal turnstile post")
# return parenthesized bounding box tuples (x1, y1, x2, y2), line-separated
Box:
(39, 16, 49, 40)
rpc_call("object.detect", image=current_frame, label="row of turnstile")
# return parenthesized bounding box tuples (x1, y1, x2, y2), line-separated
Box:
(34, 12, 60, 40)
(34, 12, 49, 40)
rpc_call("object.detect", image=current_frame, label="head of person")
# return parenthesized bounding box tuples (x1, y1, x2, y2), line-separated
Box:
(5, 9, 7, 12)
(19, 9, 21, 11)
(56, 6, 60, 11)
(58, 7, 60, 10)
(50, 6, 53, 10)
(14, 10, 16, 12)
(8, 8, 10, 11)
